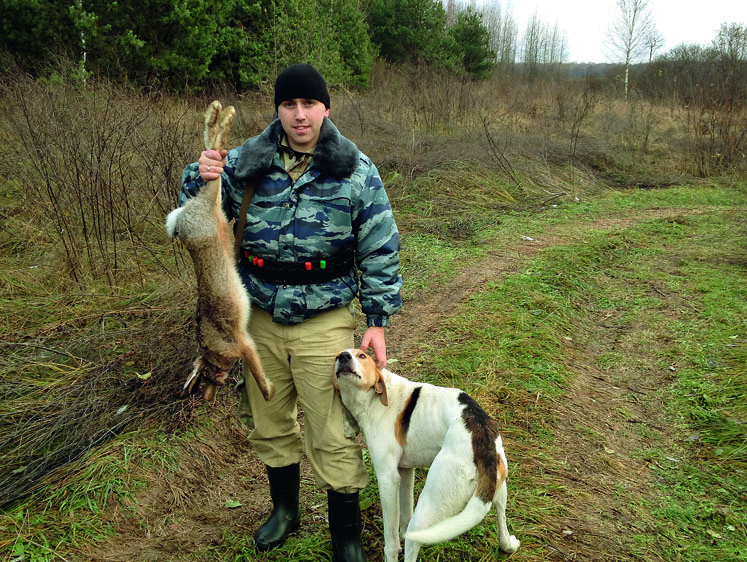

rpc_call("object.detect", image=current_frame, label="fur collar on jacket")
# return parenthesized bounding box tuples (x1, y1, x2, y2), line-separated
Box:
(234, 118, 360, 181)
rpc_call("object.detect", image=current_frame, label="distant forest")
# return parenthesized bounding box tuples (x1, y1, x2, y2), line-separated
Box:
(1, 0, 745, 101)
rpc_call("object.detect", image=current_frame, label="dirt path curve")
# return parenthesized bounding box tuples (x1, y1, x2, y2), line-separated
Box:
(387, 208, 682, 360)
(381, 207, 704, 561)
(387, 241, 530, 362)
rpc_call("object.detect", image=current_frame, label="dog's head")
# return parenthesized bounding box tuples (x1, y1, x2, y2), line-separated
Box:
(333, 349, 389, 406)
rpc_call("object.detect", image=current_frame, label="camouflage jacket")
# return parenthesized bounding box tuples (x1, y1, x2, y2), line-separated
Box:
(179, 118, 402, 327)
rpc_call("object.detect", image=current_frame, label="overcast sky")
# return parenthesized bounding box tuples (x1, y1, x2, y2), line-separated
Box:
(507, 0, 747, 63)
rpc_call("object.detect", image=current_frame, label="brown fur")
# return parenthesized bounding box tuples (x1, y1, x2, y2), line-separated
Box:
(460, 394, 500, 502)
(166, 101, 274, 401)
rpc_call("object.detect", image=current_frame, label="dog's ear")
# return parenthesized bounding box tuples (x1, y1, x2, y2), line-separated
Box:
(374, 368, 389, 406)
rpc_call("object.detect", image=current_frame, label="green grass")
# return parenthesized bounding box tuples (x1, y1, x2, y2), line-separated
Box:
(398, 232, 479, 297)
(399, 184, 746, 561)
(1, 432, 186, 558)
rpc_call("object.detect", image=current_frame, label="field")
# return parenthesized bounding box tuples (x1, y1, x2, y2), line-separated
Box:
(1, 64, 745, 561)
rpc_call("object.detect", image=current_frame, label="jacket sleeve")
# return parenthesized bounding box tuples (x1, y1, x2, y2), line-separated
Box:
(353, 158, 403, 327)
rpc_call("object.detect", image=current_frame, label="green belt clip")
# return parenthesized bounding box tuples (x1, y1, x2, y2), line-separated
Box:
(320, 260, 326, 269)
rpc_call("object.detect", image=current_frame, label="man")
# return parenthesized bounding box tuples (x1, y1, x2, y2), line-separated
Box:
(178, 63, 402, 561)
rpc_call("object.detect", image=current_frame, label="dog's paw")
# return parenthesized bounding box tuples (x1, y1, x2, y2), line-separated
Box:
(500, 535, 520, 553)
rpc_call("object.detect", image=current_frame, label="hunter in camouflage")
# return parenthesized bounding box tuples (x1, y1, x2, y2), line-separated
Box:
(179, 117, 402, 328)
(177, 63, 401, 562)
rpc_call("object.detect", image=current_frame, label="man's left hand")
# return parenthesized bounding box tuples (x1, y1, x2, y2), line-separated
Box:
(360, 326, 387, 368)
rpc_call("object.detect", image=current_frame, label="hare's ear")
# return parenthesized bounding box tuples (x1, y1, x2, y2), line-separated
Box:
(374, 368, 389, 407)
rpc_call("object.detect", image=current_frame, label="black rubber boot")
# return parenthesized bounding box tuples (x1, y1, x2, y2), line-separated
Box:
(254, 463, 302, 552)
(327, 489, 366, 562)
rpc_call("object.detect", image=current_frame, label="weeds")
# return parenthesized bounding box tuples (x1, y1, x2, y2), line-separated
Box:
(0, 293, 200, 507)
(1, 76, 200, 287)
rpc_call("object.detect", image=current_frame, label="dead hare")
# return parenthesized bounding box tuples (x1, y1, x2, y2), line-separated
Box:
(166, 101, 274, 402)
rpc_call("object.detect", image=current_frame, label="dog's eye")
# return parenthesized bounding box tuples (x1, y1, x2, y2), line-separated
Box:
(358, 352, 367, 359)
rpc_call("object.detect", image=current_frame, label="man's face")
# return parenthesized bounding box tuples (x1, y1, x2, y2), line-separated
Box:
(277, 98, 330, 152)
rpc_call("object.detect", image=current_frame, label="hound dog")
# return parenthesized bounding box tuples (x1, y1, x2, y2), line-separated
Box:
(333, 349, 520, 562)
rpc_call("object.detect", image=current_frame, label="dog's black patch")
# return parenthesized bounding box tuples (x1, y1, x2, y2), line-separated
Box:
(401, 386, 421, 433)
(459, 392, 499, 502)
(395, 386, 421, 446)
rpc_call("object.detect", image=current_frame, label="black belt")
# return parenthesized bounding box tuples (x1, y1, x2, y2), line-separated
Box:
(241, 250, 356, 285)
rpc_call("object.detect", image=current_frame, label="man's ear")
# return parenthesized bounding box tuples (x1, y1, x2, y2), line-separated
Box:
(374, 368, 389, 406)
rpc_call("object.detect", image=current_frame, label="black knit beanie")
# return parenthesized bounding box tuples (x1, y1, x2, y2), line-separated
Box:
(274, 64, 330, 110)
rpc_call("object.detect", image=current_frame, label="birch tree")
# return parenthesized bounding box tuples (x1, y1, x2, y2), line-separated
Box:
(645, 27, 665, 63)
(521, 13, 568, 81)
(480, 0, 517, 72)
(522, 13, 543, 81)
(607, 0, 656, 99)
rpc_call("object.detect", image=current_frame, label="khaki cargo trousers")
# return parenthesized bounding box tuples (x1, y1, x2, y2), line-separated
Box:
(239, 303, 368, 493)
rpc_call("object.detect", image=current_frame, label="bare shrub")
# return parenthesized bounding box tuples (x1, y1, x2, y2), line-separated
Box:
(682, 99, 747, 177)
(621, 96, 659, 157)
(367, 63, 479, 133)
(568, 79, 599, 167)
(482, 118, 522, 187)
(1, 72, 201, 287)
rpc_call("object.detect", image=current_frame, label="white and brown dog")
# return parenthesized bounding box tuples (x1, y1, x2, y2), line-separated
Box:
(333, 349, 520, 562)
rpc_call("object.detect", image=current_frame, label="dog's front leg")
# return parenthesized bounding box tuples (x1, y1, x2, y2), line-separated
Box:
(398, 467, 414, 536)
(377, 466, 403, 562)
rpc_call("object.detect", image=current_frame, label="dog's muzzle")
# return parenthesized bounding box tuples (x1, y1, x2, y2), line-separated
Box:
(335, 351, 359, 379)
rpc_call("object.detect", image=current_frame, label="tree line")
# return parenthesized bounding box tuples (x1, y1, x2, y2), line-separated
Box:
(0, 0, 498, 89)
(1, 0, 744, 114)
(0, 0, 581, 90)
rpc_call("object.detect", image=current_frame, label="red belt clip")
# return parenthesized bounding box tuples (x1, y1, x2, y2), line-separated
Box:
(305, 262, 312, 270)
(252, 256, 258, 265)
(257, 258, 264, 267)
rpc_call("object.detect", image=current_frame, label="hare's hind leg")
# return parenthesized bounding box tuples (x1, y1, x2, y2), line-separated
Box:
(203, 100, 235, 152)
(203, 100, 222, 149)
(238, 336, 274, 401)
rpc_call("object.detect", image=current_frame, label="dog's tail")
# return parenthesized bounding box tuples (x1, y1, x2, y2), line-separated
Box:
(404, 496, 492, 545)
